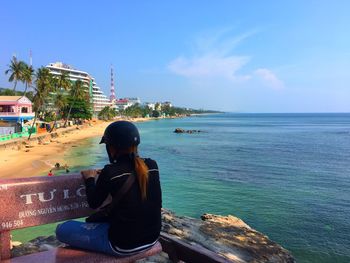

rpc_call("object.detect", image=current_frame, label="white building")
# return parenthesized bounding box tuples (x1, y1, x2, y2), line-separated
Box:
(46, 62, 112, 115)
(144, 102, 155, 110)
(127, 97, 141, 105)
(115, 97, 141, 111)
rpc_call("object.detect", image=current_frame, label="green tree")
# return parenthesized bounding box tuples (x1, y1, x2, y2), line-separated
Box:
(63, 97, 92, 120)
(152, 110, 160, 118)
(162, 104, 171, 116)
(64, 80, 87, 127)
(0, 88, 15, 96)
(0, 88, 34, 101)
(43, 111, 55, 122)
(5, 57, 26, 94)
(49, 91, 68, 132)
(28, 67, 53, 139)
(25, 91, 35, 101)
(49, 72, 71, 132)
(55, 71, 71, 92)
(124, 103, 143, 118)
(142, 106, 153, 117)
(22, 64, 35, 96)
(98, 106, 116, 120)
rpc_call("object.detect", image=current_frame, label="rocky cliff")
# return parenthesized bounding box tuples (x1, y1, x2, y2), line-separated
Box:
(11, 209, 295, 262)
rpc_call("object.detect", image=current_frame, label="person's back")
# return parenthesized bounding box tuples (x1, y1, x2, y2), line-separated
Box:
(56, 121, 162, 256)
(85, 156, 162, 252)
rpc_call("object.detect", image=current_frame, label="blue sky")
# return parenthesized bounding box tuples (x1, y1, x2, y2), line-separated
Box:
(1, 1, 350, 112)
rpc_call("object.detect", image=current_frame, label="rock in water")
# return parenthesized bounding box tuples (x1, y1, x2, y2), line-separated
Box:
(174, 128, 202, 134)
(174, 128, 185, 133)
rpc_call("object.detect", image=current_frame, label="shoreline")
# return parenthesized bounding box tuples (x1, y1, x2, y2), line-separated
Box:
(0, 116, 171, 179)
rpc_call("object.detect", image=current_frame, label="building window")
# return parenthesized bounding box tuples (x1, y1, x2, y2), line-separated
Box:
(21, 107, 28, 113)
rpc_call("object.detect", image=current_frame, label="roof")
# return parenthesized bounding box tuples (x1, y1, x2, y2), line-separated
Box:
(116, 99, 129, 103)
(0, 96, 32, 105)
(0, 96, 23, 102)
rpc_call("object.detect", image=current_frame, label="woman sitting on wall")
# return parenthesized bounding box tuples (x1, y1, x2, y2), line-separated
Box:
(56, 121, 162, 256)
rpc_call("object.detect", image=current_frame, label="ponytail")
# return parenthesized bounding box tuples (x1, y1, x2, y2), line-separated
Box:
(134, 155, 149, 200)
(129, 145, 149, 200)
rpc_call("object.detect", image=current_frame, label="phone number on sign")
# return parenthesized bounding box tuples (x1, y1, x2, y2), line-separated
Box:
(1, 219, 23, 229)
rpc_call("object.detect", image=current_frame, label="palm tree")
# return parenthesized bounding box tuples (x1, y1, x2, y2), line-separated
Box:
(55, 71, 71, 92)
(22, 64, 35, 96)
(28, 67, 53, 140)
(49, 91, 67, 132)
(63, 80, 87, 127)
(98, 106, 116, 120)
(49, 72, 71, 132)
(5, 57, 26, 94)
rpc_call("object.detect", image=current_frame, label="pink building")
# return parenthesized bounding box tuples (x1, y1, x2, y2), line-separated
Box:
(0, 96, 35, 122)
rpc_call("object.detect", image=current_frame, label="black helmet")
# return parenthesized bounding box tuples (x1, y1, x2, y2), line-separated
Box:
(100, 121, 140, 149)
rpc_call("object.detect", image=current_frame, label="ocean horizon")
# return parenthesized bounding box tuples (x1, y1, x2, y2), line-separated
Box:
(13, 113, 350, 263)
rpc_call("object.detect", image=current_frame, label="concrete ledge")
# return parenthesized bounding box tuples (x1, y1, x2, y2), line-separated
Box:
(5, 242, 162, 263)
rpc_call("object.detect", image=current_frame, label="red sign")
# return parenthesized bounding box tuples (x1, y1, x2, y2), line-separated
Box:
(0, 174, 93, 231)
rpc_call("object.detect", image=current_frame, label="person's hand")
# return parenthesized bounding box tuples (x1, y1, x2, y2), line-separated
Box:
(81, 169, 99, 180)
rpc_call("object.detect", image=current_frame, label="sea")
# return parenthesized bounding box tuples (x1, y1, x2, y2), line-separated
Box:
(13, 113, 350, 263)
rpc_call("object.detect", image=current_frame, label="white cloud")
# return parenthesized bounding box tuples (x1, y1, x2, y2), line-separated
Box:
(167, 28, 284, 90)
(168, 54, 250, 81)
(254, 68, 285, 90)
(168, 29, 253, 81)
(194, 28, 256, 56)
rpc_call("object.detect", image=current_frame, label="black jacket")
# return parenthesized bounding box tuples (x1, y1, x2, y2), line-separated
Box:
(84, 155, 162, 252)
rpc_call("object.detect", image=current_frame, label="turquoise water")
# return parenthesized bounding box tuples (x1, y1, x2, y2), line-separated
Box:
(136, 113, 350, 263)
(15, 114, 350, 262)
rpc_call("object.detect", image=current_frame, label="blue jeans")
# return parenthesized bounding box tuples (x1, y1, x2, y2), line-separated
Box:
(55, 220, 120, 256)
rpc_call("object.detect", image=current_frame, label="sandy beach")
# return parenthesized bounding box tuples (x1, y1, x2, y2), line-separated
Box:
(0, 117, 151, 179)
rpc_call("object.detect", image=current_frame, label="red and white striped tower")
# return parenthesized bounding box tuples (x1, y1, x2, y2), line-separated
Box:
(110, 65, 116, 102)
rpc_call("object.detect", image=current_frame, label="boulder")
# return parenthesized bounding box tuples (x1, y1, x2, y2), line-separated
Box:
(174, 128, 202, 134)
(11, 209, 295, 262)
(161, 209, 295, 263)
(174, 128, 185, 133)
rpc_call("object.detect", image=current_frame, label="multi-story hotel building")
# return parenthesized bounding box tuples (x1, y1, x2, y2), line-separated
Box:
(46, 62, 111, 115)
